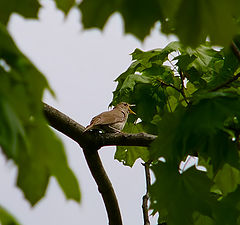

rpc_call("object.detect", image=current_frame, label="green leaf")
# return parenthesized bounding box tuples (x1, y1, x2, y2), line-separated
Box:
(169, 0, 239, 46)
(115, 123, 149, 167)
(78, 0, 118, 29)
(0, 0, 40, 24)
(213, 186, 240, 225)
(79, 0, 240, 46)
(0, 97, 26, 159)
(112, 74, 152, 106)
(120, 74, 152, 91)
(150, 161, 216, 225)
(115, 145, 149, 167)
(17, 122, 81, 205)
(133, 83, 157, 122)
(0, 206, 21, 225)
(79, 0, 161, 40)
(214, 164, 240, 196)
(206, 49, 240, 90)
(150, 95, 240, 172)
(131, 48, 160, 67)
(55, 0, 75, 15)
(151, 41, 182, 62)
(193, 212, 214, 225)
(175, 44, 224, 87)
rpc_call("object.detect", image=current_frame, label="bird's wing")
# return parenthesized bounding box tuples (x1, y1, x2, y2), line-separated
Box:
(83, 115, 102, 132)
(95, 110, 125, 125)
(83, 109, 125, 132)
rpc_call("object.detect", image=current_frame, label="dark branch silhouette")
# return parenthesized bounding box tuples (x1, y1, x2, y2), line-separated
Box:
(142, 160, 152, 225)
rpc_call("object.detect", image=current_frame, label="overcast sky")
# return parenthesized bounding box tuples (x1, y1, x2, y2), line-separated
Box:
(0, 2, 177, 225)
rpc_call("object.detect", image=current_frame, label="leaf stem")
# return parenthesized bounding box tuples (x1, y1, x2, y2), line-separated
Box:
(179, 70, 189, 105)
(157, 78, 189, 105)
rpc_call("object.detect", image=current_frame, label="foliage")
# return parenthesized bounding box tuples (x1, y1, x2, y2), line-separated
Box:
(0, 206, 21, 225)
(79, 0, 240, 47)
(112, 39, 240, 224)
(0, 2, 80, 205)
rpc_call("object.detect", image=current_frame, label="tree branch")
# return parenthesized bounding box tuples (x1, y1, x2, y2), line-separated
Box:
(43, 103, 157, 148)
(82, 146, 123, 225)
(231, 41, 240, 61)
(43, 103, 157, 225)
(43, 103, 85, 142)
(142, 161, 152, 225)
(157, 78, 189, 105)
(179, 70, 189, 105)
(210, 72, 240, 92)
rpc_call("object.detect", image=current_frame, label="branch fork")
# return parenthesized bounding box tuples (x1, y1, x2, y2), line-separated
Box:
(43, 103, 156, 225)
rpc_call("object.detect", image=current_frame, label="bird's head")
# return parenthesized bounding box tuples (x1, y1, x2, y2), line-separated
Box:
(115, 102, 136, 114)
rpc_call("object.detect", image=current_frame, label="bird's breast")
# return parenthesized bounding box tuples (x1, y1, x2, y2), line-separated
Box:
(111, 120, 127, 131)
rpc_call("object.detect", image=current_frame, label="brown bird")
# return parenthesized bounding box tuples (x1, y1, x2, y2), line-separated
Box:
(83, 102, 136, 133)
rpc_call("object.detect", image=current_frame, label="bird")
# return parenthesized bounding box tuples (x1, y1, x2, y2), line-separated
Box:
(83, 102, 136, 133)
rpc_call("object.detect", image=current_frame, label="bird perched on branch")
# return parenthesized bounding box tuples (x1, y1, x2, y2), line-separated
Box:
(83, 102, 136, 133)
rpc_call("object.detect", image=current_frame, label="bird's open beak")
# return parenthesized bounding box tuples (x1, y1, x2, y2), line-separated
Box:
(128, 105, 136, 114)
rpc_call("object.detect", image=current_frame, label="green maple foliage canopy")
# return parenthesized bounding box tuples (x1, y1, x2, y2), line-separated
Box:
(113, 42, 240, 225)
(1, 0, 240, 225)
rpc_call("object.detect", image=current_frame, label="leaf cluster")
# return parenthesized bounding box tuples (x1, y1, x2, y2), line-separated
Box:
(112, 40, 240, 224)
(0, 16, 80, 205)
(79, 0, 240, 47)
(2, 0, 240, 47)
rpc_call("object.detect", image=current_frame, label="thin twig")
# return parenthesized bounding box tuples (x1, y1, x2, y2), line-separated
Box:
(158, 79, 181, 92)
(210, 72, 240, 92)
(179, 70, 185, 91)
(158, 78, 189, 105)
(231, 41, 240, 61)
(142, 160, 152, 225)
(179, 70, 189, 105)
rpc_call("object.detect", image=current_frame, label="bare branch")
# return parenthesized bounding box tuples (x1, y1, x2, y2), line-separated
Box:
(142, 161, 152, 225)
(97, 132, 156, 148)
(83, 146, 123, 225)
(44, 103, 123, 225)
(43, 103, 157, 149)
(179, 70, 189, 105)
(158, 79, 181, 93)
(43, 103, 85, 142)
(43, 103, 157, 225)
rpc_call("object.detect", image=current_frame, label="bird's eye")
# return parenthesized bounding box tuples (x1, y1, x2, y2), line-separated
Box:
(124, 103, 128, 106)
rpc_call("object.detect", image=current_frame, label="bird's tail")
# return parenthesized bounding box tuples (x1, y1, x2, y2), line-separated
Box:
(82, 124, 93, 133)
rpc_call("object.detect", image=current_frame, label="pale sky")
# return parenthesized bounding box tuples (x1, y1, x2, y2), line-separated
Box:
(0, 1, 177, 225)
